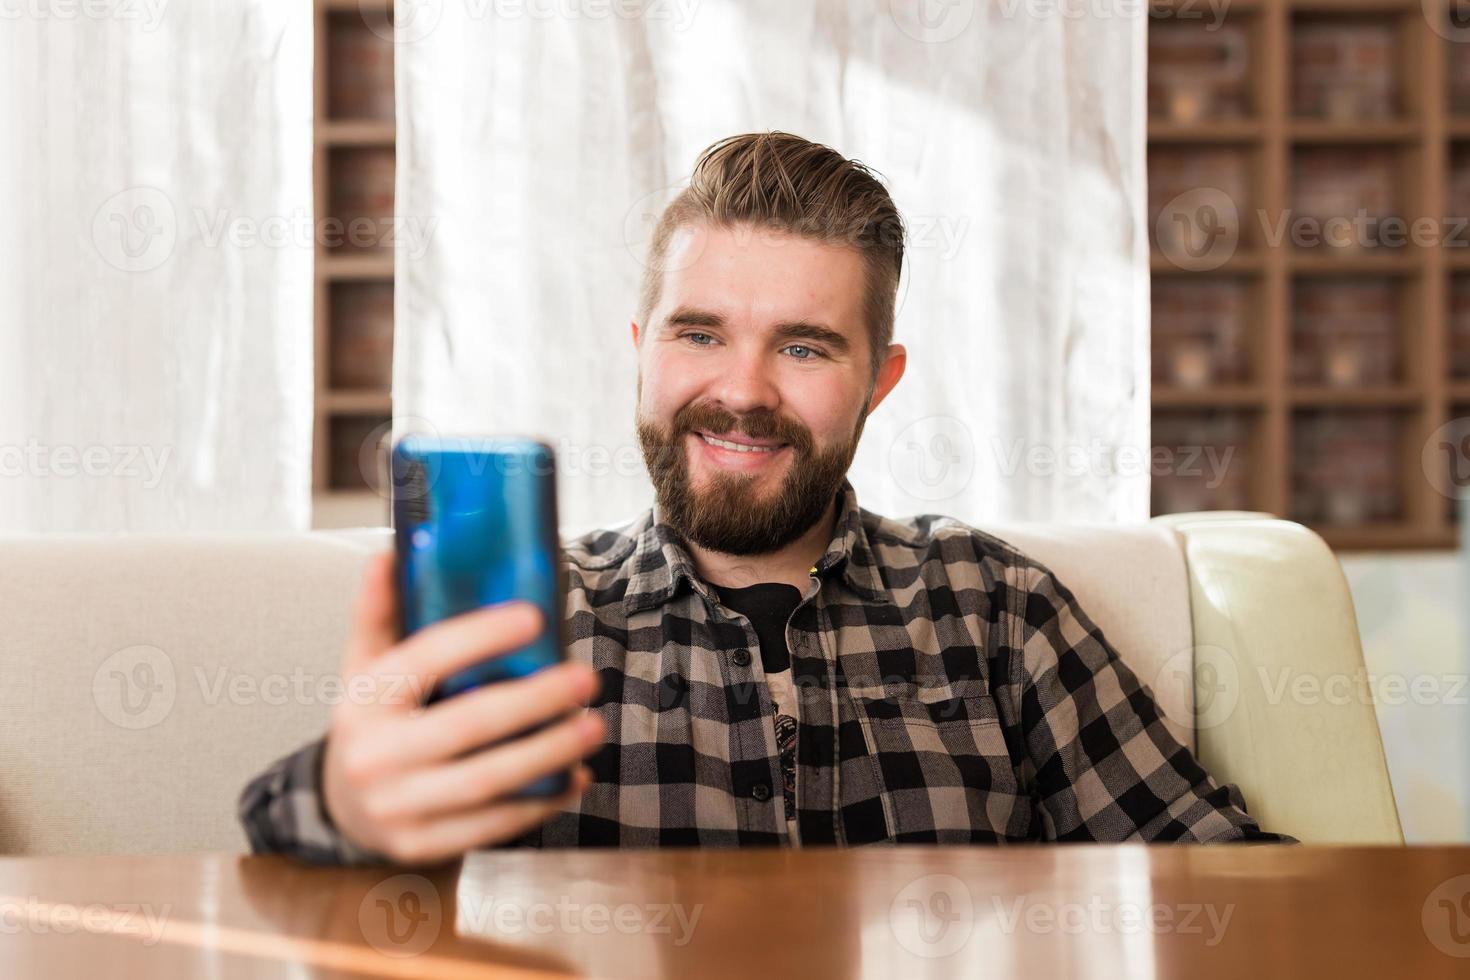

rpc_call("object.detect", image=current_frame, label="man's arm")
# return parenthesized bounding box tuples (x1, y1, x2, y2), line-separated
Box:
(1006, 563, 1295, 843)
(238, 737, 389, 866)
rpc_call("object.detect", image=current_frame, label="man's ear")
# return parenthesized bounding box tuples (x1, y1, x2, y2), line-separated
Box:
(866, 344, 907, 415)
(630, 320, 641, 347)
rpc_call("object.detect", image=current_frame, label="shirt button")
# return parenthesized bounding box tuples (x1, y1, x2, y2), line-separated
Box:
(731, 649, 752, 668)
(751, 782, 772, 802)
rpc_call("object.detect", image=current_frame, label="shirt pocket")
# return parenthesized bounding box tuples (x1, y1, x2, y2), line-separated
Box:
(850, 687, 1024, 843)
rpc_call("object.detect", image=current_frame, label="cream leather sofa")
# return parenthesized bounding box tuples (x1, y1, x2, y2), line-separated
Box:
(0, 514, 1402, 856)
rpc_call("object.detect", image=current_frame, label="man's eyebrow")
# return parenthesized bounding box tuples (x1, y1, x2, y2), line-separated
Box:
(664, 307, 725, 329)
(773, 321, 852, 354)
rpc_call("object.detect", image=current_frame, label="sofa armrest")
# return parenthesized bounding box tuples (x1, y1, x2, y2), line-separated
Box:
(1155, 513, 1404, 844)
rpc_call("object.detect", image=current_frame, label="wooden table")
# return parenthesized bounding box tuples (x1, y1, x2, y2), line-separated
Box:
(1, 845, 1468, 978)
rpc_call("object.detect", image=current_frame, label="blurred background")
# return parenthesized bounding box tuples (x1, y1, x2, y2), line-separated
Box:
(1144, 0, 1470, 842)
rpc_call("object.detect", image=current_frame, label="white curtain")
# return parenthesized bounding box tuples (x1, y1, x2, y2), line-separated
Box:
(0, 2, 313, 532)
(394, 1, 1148, 531)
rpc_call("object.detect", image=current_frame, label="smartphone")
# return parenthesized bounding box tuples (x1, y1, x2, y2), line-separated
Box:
(390, 434, 569, 797)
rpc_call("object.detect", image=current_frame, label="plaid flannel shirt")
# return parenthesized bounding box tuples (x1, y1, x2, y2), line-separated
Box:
(240, 481, 1288, 864)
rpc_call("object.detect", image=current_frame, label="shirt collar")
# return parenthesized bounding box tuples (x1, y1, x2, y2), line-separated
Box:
(814, 480, 888, 601)
(622, 479, 887, 616)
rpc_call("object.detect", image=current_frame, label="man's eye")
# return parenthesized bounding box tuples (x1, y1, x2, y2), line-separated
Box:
(784, 344, 821, 360)
(684, 332, 715, 346)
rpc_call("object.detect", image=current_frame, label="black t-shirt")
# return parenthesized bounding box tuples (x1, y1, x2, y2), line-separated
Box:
(713, 582, 802, 674)
(713, 582, 804, 834)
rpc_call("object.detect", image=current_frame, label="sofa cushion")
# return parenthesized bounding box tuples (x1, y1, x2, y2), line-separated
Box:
(0, 534, 379, 855)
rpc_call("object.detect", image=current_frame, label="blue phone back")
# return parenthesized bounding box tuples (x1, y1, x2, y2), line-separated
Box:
(390, 435, 564, 702)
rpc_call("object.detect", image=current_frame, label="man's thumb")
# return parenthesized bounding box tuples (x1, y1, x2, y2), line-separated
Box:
(344, 552, 399, 674)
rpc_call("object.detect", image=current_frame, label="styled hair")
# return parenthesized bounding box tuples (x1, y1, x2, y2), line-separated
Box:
(637, 132, 904, 380)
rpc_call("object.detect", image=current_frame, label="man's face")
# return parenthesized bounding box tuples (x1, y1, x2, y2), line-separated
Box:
(634, 222, 896, 556)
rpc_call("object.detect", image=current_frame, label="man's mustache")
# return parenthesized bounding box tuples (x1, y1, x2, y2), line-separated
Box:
(667, 403, 814, 453)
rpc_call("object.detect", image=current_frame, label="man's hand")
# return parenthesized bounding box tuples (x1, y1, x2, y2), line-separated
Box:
(322, 554, 604, 866)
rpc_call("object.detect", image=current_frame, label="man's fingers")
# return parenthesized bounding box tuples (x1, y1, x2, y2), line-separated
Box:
(361, 712, 605, 822)
(331, 661, 596, 778)
(363, 601, 545, 712)
(343, 553, 399, 676)
(371, 662, 599, 770)
(384, 767, 593, 867)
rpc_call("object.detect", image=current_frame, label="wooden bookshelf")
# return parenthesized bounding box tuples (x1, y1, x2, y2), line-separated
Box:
(1148, 0, 1470, 550)
(312, 0, 395, 528)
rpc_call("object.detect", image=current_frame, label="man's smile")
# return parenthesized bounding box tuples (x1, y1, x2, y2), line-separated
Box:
(688, 431, 791, 470)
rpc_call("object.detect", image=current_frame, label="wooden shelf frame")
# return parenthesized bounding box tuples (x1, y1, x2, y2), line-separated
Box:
(312, 0, 396, 510)
(318, 120, 396, 147)
(1149, 0, 1466, 548)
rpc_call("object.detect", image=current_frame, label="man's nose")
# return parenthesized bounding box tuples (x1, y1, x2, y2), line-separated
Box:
(711, 352, 781, 416)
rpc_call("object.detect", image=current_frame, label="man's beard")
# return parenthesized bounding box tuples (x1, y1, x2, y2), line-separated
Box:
(636, 399, 865, 556)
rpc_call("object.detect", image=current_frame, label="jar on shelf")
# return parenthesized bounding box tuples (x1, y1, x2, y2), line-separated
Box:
(1169, 336, 1216, 389)
(1324, 486, 1368, 527)
(1168, 80, 1212, 125)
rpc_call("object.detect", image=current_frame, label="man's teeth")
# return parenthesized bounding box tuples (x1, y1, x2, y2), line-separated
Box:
(701, 434, 778, 453)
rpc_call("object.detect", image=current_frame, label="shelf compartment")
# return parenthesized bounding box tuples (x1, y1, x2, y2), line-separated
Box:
(1290, 276, 1409, 387)
(1288, 145, 1409, 255)
(1290, 408, 1410, 527)
(327, 413, 392, 492)
(1148, 9, 1256, 124)
(325, 146, 396, 254)
(1151, 408, 1259, 515)
(1290, 12, 1407, 123)
(327, 280, 394, 390)
(326, 11, 395, 123)
(1152, 275, 1258, 388)
(1148, 146, 1260, 261)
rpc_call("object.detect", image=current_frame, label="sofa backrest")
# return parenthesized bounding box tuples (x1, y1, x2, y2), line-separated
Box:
(0, 522, 1191, 855)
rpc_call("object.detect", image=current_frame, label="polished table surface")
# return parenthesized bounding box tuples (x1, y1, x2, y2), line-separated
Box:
(2, 845, 1469, 978)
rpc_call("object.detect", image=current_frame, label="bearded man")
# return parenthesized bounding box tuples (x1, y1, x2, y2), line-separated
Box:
(241, 132, 1288, 866)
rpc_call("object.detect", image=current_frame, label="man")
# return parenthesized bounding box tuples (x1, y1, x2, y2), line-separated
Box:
(241, 132, 1288, 866)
